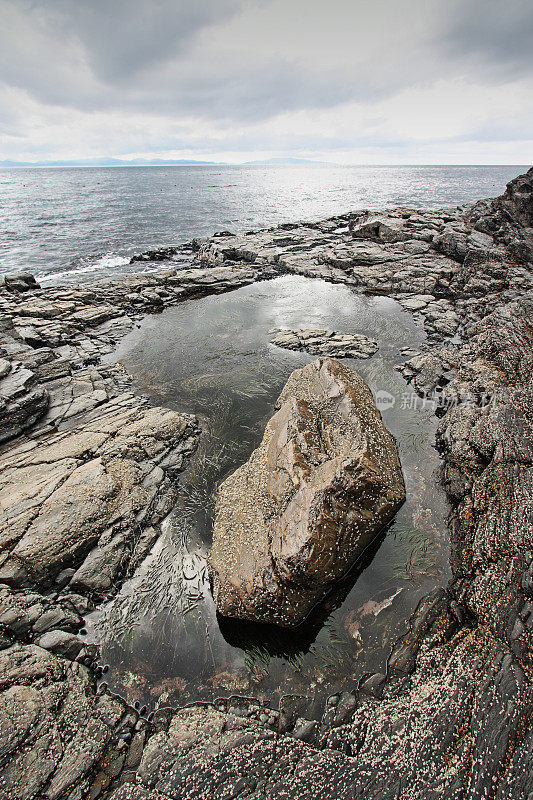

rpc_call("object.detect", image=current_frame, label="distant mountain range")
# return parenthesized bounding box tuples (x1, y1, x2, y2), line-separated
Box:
(0, 156, 330, 168)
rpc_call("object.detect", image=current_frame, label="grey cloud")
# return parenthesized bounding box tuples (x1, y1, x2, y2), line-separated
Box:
(1, 0, 532, 160)
(0, 0, 248, 109)
(443, 0, 533, 79)
(41, 0, 247, 82)
(124, 61, 364, 121)
(0, 0, 457, 121)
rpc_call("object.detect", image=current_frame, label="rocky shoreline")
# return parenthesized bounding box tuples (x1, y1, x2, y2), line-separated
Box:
(0, 167, 532, 799)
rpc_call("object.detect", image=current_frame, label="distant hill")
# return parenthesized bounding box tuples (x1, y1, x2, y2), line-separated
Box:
(0, 157, 220, 167)
(0, 156, 332, 168)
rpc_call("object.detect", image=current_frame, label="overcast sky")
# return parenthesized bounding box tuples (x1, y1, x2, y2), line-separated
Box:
(1, 0, 532, 164)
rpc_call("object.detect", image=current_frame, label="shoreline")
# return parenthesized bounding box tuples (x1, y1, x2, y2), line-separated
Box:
(0, 168, 532, 799)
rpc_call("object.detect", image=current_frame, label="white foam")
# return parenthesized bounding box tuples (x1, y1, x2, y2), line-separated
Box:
(41, 252, 131, 283)
(92, 253, 131, 270)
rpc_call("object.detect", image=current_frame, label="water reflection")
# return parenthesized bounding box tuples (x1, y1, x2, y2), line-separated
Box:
(89, 276, 450, 716)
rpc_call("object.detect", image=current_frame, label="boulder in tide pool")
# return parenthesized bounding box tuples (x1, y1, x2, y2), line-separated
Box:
(209, 358, 405, 627)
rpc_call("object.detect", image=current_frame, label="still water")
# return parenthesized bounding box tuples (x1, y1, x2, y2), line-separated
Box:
(89, 276, 449, 718)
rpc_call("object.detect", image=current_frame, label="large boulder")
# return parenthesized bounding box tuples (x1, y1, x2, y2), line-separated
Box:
(209, 358, 405, 627)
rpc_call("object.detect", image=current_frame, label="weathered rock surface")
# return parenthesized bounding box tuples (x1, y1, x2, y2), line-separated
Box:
(467, 166, 533, 265)
(0, 643, 139, 800)
(0, 360, 49, 444)
(269, 327, 378, 358)
(0, 403, 198, 589)
(209, 358, 405, 626)
(0, 167, 532, 800)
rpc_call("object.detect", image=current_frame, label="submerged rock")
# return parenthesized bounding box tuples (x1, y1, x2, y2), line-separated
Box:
(269, 327, 378, 359)
(209, 358, 405, 626)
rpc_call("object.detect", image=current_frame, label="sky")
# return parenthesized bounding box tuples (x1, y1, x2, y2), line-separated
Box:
(1, 0, 532, 164)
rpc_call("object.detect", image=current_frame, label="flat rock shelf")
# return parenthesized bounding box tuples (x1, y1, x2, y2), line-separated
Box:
(269, 327, 379, 358)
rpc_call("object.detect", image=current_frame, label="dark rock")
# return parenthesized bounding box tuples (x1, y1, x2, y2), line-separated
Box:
(292, 718, 319, 743)
(4, 272, 41, 293)
(468, 166, 533, 264)
(130, 247, 180, 264)
(0, 362, 49, 443)
(358, 672, 386, 698)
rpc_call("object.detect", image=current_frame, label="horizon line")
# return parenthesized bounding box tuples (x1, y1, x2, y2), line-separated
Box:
(0, 161, 529, 168)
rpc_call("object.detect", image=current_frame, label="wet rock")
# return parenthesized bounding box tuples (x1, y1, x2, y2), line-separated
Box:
(269, 328, 378, 359)
(4, 272, 40, 293)
(358, 672, 386, 698)
(209, 358, 405, 626)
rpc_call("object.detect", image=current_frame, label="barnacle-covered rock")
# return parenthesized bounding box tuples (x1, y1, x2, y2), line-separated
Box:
(209, 358, 405, 626)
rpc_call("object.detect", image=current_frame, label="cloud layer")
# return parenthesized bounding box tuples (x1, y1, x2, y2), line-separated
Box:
(1, 0, 532, 163)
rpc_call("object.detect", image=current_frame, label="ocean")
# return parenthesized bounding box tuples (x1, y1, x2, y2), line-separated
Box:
(0, 164, 526, 286)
